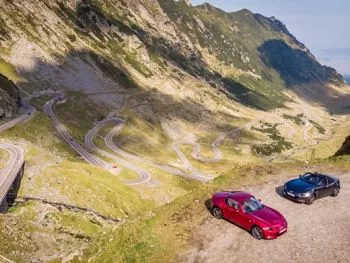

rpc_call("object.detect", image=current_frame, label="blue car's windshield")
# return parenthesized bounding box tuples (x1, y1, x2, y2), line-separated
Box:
(243, 197, 263, 213)
(300, 173, 323, 186)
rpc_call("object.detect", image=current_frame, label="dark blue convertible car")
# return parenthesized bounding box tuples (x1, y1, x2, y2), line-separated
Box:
(283, 173, 340, 205)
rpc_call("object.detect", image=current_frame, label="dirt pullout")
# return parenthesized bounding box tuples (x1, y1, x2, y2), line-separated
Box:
(181, 173, 350, 263)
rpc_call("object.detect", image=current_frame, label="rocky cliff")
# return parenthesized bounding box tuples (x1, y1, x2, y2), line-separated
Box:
(0, 73, 20, 120)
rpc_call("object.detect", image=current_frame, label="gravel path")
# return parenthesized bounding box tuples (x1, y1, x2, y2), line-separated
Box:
(181, 172, 350, 263)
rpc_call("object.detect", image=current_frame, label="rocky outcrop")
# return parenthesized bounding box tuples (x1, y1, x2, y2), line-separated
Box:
(0, 73, 20, 120)
(335, 136, 350, 156)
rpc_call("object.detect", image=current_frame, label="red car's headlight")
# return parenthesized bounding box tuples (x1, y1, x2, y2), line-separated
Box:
(263, 226, 277, 231)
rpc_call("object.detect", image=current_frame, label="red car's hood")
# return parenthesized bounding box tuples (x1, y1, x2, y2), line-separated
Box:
(250, 206, 286, 226)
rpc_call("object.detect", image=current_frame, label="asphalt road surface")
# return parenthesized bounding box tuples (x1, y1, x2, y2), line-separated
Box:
(0, 143, 24, 205)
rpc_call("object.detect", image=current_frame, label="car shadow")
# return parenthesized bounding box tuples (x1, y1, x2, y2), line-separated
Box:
(275, 185, 285, 198)
(204, 198, 212, 215)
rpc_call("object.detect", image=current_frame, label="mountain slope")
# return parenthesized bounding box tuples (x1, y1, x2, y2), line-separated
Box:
(0, 0, 345, 111)
(158, 1, 344, 107)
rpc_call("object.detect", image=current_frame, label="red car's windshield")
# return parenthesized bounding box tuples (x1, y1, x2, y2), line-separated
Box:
(243, 197, 263, 213)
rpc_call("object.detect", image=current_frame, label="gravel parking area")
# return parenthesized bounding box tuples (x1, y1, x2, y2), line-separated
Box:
(181, 173, 350, 263)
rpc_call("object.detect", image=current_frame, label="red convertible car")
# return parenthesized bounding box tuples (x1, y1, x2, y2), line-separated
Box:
(211, 191, 287, 240)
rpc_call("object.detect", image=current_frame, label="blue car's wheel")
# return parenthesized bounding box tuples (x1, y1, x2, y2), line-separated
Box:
(306, 194, 315, 205)
(331, 187, 340, 197)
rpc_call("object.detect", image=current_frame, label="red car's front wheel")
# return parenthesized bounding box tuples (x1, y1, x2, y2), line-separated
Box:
(212, 207, 223, 219)
(251, 226, 264, 240)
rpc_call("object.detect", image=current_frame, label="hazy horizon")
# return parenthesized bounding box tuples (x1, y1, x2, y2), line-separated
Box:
(191, 0, 350, 75)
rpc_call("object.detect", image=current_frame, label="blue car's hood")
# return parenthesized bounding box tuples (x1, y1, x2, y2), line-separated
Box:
(285, 178, 316, 193)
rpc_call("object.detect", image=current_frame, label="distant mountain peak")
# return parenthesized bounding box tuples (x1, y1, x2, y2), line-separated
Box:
(269, 16, 295, 38)
(174, 0, 192, 6)
(234, 8, 254, 15)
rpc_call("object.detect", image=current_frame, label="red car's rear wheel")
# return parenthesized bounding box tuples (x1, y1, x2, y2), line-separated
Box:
(212, 207, 222, 219)
(251, 226, 264, 240)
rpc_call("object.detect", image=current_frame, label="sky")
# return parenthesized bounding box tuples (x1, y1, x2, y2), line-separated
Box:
(191, 0, 350, 75)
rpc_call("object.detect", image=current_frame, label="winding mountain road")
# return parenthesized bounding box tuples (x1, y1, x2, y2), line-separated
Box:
(0, 89, 152, 205)
(104, 123, 185, 176)
(84, 118, 151, 185)
(0, 91, 87, 208)
(42, 93, 153, 185)
(86, 117, 215, 183)
(174, 107, 336, 167)
(168, 120, 259, 184)
(40, 92, 153, 185)
(43, 93, 111, 169)
(172, 121, 256, 168)
(0, 87, 342, 198)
